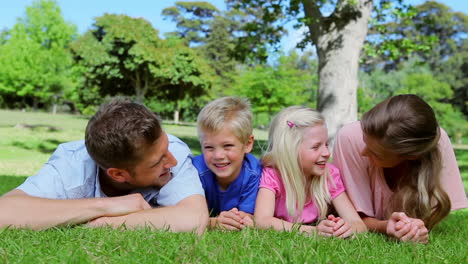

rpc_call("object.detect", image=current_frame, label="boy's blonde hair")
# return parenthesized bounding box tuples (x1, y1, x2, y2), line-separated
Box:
(197, 97, 253, 144)
(262, 106, 332, 221)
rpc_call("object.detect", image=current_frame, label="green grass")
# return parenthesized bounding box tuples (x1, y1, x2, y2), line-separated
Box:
(0, 110, 467, 263)
(0, 210, 467, 264)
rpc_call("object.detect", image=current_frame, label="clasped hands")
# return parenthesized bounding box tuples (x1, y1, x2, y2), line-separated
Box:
(386, 212, 429, 244)
(213, 208, 253, 231)
(315, 214, 354, 238)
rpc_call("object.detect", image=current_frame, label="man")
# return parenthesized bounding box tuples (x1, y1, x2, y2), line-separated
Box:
(0, 99, 208, 233)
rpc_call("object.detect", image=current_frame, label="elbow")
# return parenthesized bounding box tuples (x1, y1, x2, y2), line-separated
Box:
(254, 215, 271, 229)
(178, 196, 209, 235)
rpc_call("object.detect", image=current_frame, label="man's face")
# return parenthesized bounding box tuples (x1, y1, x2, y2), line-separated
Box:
(128, 133, 178, 188)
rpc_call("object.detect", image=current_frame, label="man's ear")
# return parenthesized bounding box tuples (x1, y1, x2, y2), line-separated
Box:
(244, 134, 254, 153)
(106, 168, 131, 183)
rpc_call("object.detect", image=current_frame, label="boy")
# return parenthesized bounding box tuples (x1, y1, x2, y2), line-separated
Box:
(193, 97, 262, 230)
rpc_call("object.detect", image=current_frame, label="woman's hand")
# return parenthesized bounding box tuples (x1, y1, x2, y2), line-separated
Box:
(387, 212, 429, 244)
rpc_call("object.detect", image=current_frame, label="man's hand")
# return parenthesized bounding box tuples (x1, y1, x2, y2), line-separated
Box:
(104, 193, 152, 216)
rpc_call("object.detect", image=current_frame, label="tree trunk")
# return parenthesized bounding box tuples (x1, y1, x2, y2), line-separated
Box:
(313, 0, 373, 146)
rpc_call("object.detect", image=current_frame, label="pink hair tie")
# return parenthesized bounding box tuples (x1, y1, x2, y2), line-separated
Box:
(286, 120, 295, 128)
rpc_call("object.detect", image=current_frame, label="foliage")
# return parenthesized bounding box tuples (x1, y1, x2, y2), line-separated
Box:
(230, 51, 318, 126)
(359, 57, 468, 137)
(70, 14, 212, 116)
(0, 0, 77, 110)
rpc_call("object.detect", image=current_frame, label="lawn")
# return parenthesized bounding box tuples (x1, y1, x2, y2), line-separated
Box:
(0, 109, 467, 263)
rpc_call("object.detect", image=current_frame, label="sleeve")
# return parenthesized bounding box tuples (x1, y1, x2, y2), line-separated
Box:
(157, 136, 205, 206)
(16, 145, 68, 199)
(259, 167, 280, 196)
(332, 122, 376, 217)
(238, 156, 262, 214)
(438, 129, 468, 210)
(327, 164, 345, 199)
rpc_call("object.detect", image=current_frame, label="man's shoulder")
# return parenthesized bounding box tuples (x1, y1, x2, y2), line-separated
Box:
(50, 140, 92, 163)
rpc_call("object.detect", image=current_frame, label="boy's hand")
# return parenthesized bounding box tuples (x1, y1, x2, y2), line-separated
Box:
(215, 209, 245, 230)
(230, 208, 254, 227)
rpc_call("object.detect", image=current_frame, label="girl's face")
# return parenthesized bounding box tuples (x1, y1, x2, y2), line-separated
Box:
(361, 134, 404, 168)
(298, 124, 330, 178)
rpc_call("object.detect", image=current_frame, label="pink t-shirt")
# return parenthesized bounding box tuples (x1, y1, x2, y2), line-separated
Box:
(333, 121, 468, 220)
(259, 163, 345, 224)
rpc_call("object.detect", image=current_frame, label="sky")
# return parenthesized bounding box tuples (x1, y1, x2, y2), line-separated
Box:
(1, 0, 467, 52)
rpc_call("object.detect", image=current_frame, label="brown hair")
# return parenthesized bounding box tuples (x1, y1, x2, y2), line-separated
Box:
(85, 98, 162, 171)
(361, 94, 450, 229)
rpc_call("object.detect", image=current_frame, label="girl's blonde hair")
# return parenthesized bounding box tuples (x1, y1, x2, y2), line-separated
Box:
(362, 94, 450, 229)
(262, 106, 332, 221)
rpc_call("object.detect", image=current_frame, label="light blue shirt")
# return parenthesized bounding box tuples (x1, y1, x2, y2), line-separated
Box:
(17, 134, 204, 207)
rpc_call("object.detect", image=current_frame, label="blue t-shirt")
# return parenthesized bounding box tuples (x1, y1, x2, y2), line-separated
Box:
(193, 153, 262, 216)
(17, 134, 204, 207)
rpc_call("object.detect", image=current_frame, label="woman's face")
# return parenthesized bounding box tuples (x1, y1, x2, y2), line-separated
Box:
(361, 134, 404, 168)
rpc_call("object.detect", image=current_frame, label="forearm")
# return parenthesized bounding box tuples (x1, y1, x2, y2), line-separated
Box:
(94, 195, 209, 234)
(362, 216, 388, 233)
(0, 193, 112, 230)
(255, 216, 314, 233)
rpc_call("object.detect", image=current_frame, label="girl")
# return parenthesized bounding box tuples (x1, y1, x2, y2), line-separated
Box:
(333, 94, 468, 244)
(255, 106, 367, 237)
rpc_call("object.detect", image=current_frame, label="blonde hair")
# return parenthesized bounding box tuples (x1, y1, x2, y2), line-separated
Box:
(263, 106, 332, 221)
(197, 97, 253, 144)
(362, 94, 451, 229)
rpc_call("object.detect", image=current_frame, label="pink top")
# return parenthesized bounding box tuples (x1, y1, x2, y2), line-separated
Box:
(259, 164, 345, 223)
(333, 121, 468, 220)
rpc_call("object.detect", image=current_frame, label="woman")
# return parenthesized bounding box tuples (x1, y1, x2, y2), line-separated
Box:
(333, 94, 467, 244)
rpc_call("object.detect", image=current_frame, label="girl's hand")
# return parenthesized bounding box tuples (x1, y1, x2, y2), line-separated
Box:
(316, 219, 335, 236)
(328, 214, 353, 238)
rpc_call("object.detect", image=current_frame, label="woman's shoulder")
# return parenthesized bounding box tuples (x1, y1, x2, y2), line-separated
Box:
(336, 121, 363, 139)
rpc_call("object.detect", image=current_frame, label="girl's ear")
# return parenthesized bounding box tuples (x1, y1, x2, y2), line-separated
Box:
(106, 168, 131, 183)
(244, 134, 255, 153)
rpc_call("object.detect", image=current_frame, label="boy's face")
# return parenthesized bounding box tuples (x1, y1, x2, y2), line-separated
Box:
(201, 126, 253, 189)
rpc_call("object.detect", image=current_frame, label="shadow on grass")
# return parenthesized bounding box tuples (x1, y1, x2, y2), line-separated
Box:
(0, 175, 27, 196)
(12, 139, 65, 154)
(177, 136, 267, 158)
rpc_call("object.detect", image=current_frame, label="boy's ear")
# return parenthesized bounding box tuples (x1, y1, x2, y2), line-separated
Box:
(244, 134, 255, 153)
(106, 168, 132, 183)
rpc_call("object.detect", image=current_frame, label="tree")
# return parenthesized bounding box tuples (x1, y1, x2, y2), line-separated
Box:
(230, 0, 374, 142)
(70, 14, 213, 117)
(0, 0, 77, 111)
(231, 51, 318, 126)
(162, 2, 242, 95)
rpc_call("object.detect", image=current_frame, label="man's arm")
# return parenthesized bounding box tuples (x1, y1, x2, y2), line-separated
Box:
(0, 189, 151, 230)
(87, 194, 209, 235)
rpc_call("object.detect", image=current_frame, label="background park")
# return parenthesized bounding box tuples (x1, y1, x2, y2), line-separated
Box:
(0, 0, 467, 263)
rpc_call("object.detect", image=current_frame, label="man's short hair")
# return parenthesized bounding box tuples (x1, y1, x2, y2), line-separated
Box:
(85, 98, 162, 170)
(197, 97, 253, 144)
